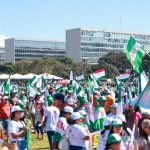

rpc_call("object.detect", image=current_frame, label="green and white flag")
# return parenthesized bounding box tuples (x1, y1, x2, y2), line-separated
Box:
(116, 82, 123, 115)
(125, 36, 145, 73)
(75, 83, 84, 96)
(30, 75, 39, 87)
(69, 70, 73, 90)
(36, 75, 45, 88)
(140, 71, 149, 92)
(76, 74, 85, 81)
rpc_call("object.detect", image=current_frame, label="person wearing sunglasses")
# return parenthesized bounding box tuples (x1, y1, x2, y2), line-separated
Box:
(138, 119, 150, 150)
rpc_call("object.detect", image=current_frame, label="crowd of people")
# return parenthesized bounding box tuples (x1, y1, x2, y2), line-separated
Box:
(0, 79, 150, 150)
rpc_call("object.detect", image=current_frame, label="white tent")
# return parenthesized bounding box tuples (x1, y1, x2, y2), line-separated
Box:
(23, 73, 35, 79)
(10, 74, 24, 79)
(0, 74, 9, 79)
(38, 73, 63, 80)
(0, 73, 62, 80)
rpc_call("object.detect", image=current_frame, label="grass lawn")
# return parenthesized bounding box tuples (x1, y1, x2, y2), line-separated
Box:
(31, 133, 50, 150)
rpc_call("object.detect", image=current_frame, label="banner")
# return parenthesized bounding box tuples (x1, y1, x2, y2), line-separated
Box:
(88, 131, 100, 150)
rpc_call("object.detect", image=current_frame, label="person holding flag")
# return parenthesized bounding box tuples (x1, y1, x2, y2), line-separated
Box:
(93, 96, 107, 131)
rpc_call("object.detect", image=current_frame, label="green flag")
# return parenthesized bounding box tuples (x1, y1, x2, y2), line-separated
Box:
(5, 75, 10, 97)
(26, 116, 31, 149)
(125, 36, 145, 73)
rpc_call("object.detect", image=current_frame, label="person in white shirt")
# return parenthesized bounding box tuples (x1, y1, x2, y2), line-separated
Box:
(54, 106, 73, 149)
(107, 103, 118, 118)
(97, 117, 113, 150)
(66, 112, 90, 150)
(43, 95, 60, 150)
(8, 105, 27, 150)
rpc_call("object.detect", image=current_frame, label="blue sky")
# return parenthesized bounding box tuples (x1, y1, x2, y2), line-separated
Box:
(0, 0, 149, 42)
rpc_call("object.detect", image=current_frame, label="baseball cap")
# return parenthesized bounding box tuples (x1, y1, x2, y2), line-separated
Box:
(80, 97, 87, 104)
(36, 92, 41, 96)
(4, 91, 9, 95)
(96, 96, 106, 102)
(107, 133, 122, 144)
(3, 96, 8, 99)
(47, 95, 54, 104)
(79, 110, 87, 116)
(112, 118, 123, 126)
(63, 106, 73, 113)
(11, 106, 24, 113)
(68, 90, 73, 93)
(71, 112, 83, 120)
(110, 103, 118, 110)
(104, 117, 113, 126)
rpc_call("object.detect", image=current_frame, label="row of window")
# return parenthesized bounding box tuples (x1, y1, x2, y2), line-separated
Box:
(15, 49, 65, 54)
(15, 40, 65, 49)
(81, 42, 124, 49)
(15, 52, 65, 57)
(81, 30, 150, 40)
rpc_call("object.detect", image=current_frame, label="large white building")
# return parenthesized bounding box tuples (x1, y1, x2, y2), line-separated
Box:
(0, 47, 5, 64)
(5, 38, 66, 63)
(66, 28, 150, 64)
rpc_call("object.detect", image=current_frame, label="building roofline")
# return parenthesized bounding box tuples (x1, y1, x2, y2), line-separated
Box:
(5, 38, 65, 43)
(68, 27, 150, 36)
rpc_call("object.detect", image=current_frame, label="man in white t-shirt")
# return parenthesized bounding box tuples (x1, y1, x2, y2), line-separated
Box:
(43, 95, 60, 150)
(66, 112, 89, 150)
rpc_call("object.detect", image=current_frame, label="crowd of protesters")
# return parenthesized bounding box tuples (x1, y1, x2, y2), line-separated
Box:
(0, 79, 150, 150)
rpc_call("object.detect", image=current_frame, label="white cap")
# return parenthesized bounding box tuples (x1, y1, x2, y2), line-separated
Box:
(112, 118, 123, 126)
(71, 112, 82, 120)
(111, 103, 118, 108)
(116, 115, 126, 122)
(63, 106, 73, 113)
(11, 106, 23, 113)
(104, 117, 113, 126)
(3, 96, 8, 99)
(29, 94, 34, 97)
(78, 110, 87, 116)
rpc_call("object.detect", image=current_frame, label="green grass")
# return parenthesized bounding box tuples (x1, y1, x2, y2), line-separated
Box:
(31, 133, 50, 150)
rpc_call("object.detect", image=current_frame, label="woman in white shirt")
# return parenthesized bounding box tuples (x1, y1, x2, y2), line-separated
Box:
(66, 112, 90, 150)
(8, 106, 27, 150)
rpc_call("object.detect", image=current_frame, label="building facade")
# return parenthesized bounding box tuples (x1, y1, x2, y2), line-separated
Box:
(0, 48, 5, 64)
(66, 28, 150, 64)
(5, 38, 66, 63)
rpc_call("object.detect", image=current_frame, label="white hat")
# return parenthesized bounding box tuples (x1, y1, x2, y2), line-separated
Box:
(11, 106, 23, 113)
(71, 112, 83, 120)
(116, 115, 126, 122)
(104, 117, 113, 126)
(3, 96, 8, 99)
(112, 118, 123, 126)
(63, 106, 73, 113)
(111, 103, 118, 108)
(79, 110, 87, 116)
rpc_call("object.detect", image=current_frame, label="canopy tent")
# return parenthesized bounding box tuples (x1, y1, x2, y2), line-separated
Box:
(23, 73, 35, 80)
(38, 73, 63, 80)
(0, 73, 62, 80)
(0, 74, 9, 80)
(10, 74, 24, 79)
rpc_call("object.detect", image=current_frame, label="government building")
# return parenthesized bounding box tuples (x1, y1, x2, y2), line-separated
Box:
(5, 38, 66, 63)
(66, 28, 150, 64)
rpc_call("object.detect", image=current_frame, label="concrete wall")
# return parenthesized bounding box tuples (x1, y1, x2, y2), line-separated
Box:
(5, 38, 15, 63)
(66, 28, 81, 62)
